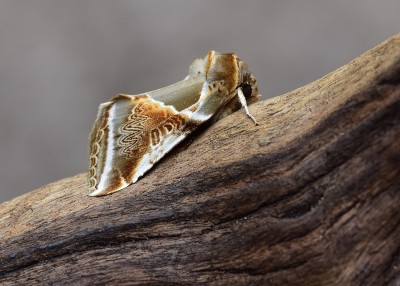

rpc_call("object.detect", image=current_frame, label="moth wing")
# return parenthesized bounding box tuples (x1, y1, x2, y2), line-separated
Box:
(88, 94, 194, 196)
(88, 49, 257, 196)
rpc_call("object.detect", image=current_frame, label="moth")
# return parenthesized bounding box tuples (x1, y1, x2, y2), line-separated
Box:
(88, 50, 260, 196)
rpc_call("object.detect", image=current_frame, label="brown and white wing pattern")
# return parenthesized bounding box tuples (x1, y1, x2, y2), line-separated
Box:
(88, 94, 195, 196)
(88, 50, 260, 196)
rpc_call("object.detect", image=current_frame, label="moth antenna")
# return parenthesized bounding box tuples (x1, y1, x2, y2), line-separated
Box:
(237, 87, 258, 125)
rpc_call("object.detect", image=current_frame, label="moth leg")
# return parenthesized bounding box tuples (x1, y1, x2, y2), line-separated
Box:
(237, 87, 258, 125)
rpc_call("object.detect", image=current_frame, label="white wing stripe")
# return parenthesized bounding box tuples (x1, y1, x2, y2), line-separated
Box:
(96, 103, 117, 192)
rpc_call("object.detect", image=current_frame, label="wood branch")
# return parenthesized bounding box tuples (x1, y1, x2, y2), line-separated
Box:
(1, 34, 400, 286)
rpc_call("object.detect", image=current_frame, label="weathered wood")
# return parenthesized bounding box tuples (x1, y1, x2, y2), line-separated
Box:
(1, 34, 400, 286)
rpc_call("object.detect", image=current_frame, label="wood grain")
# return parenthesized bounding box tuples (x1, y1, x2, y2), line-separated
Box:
(1, 34, 400, 285)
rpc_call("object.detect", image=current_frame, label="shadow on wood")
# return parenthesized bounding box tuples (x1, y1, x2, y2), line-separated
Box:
(1, 34, 400, 285)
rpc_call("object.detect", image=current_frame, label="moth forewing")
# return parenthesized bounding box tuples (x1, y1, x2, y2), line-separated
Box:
(147, 74, 204, 111)
(88, 94, 193, 197)
(89, 50, 260, 196)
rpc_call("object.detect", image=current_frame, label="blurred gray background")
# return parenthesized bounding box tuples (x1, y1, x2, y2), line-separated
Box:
(0, 0, 399, 203)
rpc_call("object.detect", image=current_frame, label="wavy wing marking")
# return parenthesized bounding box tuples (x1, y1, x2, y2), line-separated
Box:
(118, 102, 149, 157)
(88, 94, 195, 196)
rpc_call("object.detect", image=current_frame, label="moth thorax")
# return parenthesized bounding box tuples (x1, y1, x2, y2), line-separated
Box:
(205, 51, 239, 92)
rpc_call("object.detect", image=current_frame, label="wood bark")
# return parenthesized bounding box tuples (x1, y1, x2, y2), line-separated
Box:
(1, 34, 400, 286)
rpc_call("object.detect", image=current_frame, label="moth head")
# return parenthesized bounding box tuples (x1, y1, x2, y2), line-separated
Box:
(204, 51, 260, 103)
(202, 50, 260, 121)
(236, 59, 260, 106)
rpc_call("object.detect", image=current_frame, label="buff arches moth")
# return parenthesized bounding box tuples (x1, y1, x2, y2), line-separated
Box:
(88, 50, 260, 196)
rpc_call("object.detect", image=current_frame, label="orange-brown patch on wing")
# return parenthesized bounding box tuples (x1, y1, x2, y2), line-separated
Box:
(164, 123, 174, 132)
(206, 52, 239, 92)
(115, 96, 189, 184)
(97, 168, 126, 195)
(205, 50, 214, 80)
(150, 128, 161, 146)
